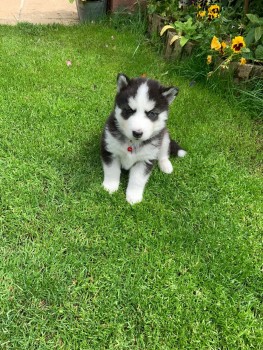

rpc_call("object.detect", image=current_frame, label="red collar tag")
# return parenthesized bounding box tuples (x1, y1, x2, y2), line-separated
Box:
(127, 146, 133, 153)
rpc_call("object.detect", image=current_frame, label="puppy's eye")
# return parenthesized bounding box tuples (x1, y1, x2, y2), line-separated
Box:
(146, 111, 158, 121)
(122, 106, 135, 119)
(125, 107, 135, 114)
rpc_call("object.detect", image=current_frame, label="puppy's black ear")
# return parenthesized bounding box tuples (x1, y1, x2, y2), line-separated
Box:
(117, 73, 130, 92)
(161, 86, 179, 105)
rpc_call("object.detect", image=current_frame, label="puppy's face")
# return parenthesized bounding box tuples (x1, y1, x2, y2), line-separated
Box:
(114, 74, 179, 142)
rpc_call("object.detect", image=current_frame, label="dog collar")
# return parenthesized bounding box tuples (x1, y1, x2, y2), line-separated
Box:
(127, 141, 138, 153)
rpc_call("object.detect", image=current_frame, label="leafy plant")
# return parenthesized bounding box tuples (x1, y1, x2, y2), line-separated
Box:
(161, 17, 202, 47)
(245, 13, 263, 60)
(206, 34, 250, 78)
(147, 0, 179, 19)
(159, 3, 226, 49)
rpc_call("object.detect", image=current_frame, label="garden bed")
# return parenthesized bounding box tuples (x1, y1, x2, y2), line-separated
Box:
(148, 14, 196, 60)
(222, 60, 263, 81)
(164, 30, 196, 60)
(148, 13, 263, 81)
(148, 13, 166, 36)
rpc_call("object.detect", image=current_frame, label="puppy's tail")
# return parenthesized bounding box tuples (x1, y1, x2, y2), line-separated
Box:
(170, 140, 187, 158)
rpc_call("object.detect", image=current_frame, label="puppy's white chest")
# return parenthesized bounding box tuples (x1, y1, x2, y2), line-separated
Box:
(105, 131, 159, 170)
(122, 145, 158, 169)
(119, 144, 141, 170)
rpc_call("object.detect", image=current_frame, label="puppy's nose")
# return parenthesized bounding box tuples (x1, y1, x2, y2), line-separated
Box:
(132, 131, 143, 139)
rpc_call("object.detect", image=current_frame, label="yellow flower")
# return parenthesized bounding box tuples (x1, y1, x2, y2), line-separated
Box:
(240, 57, 247, 65)
(221, 41, 227, 50)
(208, 12, 219, 19)
(208, 4, 220, 20)
(207, 55, 212, 64)
(208, 4, 220, 14)
(219, 41, 228, 54)
(211, 36, 221, 51)
(231, 36, 246, 53)
(198, 11, 206, 18)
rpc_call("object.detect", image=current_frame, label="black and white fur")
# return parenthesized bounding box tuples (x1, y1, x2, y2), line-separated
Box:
(101, 74, 186, 204)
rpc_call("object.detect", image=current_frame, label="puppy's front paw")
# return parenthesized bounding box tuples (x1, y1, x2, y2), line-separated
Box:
(159, 159, 173, 174)
(103, 181, 119, 194)
(126, 190, 143, 205)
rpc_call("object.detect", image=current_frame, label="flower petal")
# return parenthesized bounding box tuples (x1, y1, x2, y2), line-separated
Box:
(211, 36, 221, 50)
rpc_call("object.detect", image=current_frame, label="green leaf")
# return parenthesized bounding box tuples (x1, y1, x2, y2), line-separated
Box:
(245, 28, 255, 46)
(242, 51, 254, 60)
(246, 13, 261, 24)
(174, 22, 184, 33)
(255, 45, 263, 60)
(180, 36, 189, 47)
(241, 47, 251, 53)
(255, 26, 263, 42)
(194, 34, 203, 40)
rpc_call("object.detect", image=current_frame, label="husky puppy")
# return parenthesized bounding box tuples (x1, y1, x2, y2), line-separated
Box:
(101, 73, 186, 204)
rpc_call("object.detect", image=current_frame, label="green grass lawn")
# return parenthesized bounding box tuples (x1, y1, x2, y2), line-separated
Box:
(0, 22, 262, 349)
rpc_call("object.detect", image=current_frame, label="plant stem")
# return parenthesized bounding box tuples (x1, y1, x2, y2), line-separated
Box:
(244, 0, 249, 14)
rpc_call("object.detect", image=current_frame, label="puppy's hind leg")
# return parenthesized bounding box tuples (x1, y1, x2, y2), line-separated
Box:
(158, 132, 187, 174)
(158, 132, 173, 174)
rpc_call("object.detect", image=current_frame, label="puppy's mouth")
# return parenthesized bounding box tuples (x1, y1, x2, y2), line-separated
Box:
(133, 136, 142, 141)
(132, 135, 146, 143)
